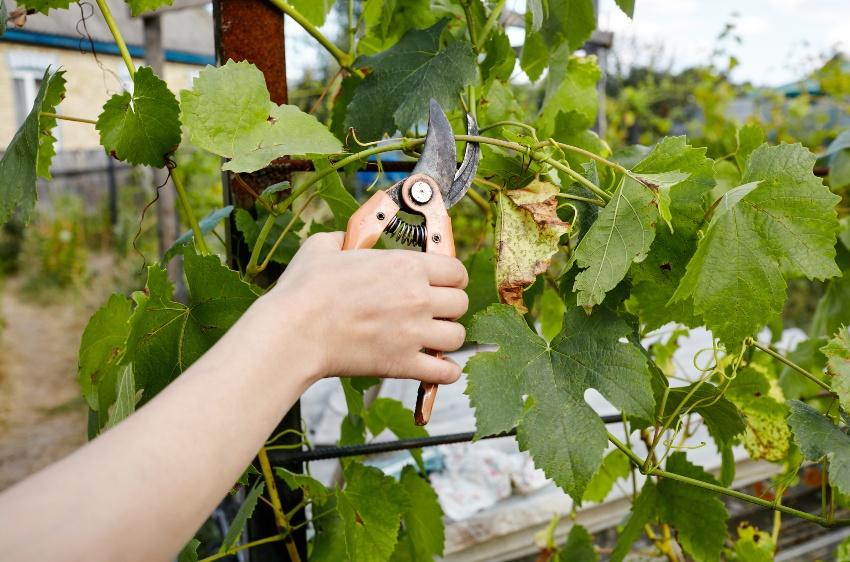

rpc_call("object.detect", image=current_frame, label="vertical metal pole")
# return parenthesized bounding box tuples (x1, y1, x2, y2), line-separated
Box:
(106, 157, 118, 228)
(212, 1, 306, 560)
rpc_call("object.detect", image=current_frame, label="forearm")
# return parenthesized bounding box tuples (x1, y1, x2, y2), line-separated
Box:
(0, 294, 316, 562)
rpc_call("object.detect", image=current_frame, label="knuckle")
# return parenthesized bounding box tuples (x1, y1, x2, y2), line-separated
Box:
(449, 323, 466, 349)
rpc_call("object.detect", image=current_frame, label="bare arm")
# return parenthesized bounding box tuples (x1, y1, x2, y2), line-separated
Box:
(0, 232, 468, 562)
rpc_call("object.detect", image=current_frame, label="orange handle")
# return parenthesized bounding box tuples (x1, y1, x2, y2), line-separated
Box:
(414, 213, 455, 425)
(343, 183, 456, 426)
(342, 191, 399, 250)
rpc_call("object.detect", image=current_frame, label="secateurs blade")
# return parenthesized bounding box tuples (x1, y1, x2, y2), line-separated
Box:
(342, 99, 480, 425)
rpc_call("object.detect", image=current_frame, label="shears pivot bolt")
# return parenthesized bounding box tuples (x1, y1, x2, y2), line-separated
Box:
(410, 181, 433, 204)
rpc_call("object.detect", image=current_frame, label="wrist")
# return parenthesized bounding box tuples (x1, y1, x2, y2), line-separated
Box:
(244, 290, 326, 391)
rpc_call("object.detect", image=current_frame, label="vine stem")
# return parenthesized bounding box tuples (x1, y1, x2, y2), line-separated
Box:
(93, 0, 135, 78)
(607, 431, 850, 528)
(198, 533, 286, 562)
(536, 139, 628, 175)
(554, 192, 605, 206)
(748, 339, 832, 392)
(258, 447, 302, 562)
(268, 0, 363, 78)
(246, 133, 610, 267)
(476, 0, 506, 50)
(257, 193, 317, 274)
(40, 112, 96, 125)
(172, 171, 210, 255)
(479, 120, 538, 136)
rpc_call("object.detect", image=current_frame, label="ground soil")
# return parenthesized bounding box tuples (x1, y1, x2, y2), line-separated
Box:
(0, 255, 123, 491)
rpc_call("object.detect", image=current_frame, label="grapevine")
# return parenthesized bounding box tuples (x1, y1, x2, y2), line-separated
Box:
(2, 0, 850, 560)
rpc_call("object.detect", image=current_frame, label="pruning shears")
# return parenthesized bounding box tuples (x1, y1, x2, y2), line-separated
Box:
(342, 100, 480, 426)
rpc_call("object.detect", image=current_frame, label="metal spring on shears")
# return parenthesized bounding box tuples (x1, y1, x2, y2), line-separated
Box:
(385, 215, 427, 249)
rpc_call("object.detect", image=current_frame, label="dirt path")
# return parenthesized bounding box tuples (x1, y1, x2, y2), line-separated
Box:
(0, 279, 91, 490)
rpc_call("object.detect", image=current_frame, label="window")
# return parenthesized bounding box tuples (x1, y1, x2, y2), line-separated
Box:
(8, 50, 61, 149)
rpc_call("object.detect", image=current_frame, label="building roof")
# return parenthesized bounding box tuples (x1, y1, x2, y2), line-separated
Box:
(2, 0, 214, 64)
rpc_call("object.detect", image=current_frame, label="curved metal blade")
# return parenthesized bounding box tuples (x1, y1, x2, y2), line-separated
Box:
(445, 113, 480, 208)
(412, 99, 456, 197)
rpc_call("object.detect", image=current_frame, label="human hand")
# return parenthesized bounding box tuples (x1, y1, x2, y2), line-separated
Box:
(259, 232, 469, 385)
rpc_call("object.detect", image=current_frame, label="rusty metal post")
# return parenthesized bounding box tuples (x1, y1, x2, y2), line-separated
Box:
(212, 1, 306, 560)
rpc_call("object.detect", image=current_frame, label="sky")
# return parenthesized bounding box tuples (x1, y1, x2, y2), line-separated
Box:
(284, 0, 850, 88)
(596, 0, 850, 86)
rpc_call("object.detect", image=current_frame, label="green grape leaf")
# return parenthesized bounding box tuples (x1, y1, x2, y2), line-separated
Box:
(527, 0, 544, 31)
(466, 304, 652, 500)
(627, 229, 701, 330)
(15, 0, 72, 14)
(126, 0, 173, 17)
(314, 159, 359, 230)
(36, 70, 66, 179)
(726, 367, 790, 461)
(481, 31, 516, 85)
(830, 150, 850, 190)
(104, 365, 137, 430)
(276, 467, 331, 503)
(822, 328, 850, 411)
(538, 50, 600, 137)
(631, 136, 715, 234)
(495, 181, 570, 312)
(520, 31, 548, 82)
(538, 0, 595, 53)
(673, 144, 841, 351)
(572, 176, 658, 308)
(124, 251, 260, 401)
(614, 0, 634, 17)
(0, 68, 65, 224)
(631, 171, 690, 230)
(180, 60, 341, 173)
(660, 382, 745, 450)
(365, 398, 428, 468)
(219, 481, 265, 553)
(811, 246, 850, 338)
(310, 496, 347, 561)
(347, 19, 477, 141)
(359, 0, 437, 54)
(658, 452, 729, 562)
(0, 0, 7, 36)
(726, 523, 775, 562)
(234, 208, 303, 265)
(610, 481, 658, 562)
(97, 66, 180, 168)
(558, 524, 597, 562)
(787, 400, 850, 495)
(290, 0, 333, 26)
(338, 463, 408, 562)
(164, 206, 233, 262)
(735, 123, 765, 171)
(582, 449, 631, 503)
(460, 246, 498, 327)
(177, 539, 200, 562)
(390, 466, 444, 561)
(538, 286, 566, 342)
(78, 293, 132, 410)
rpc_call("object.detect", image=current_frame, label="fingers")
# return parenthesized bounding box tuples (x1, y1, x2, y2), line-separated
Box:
(429, 287, 469, 320)
(304, 231, 345, 251)
(405, 353, 462, 384)
(421, 320, 466, 352)
(419, 253, 468, 288)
